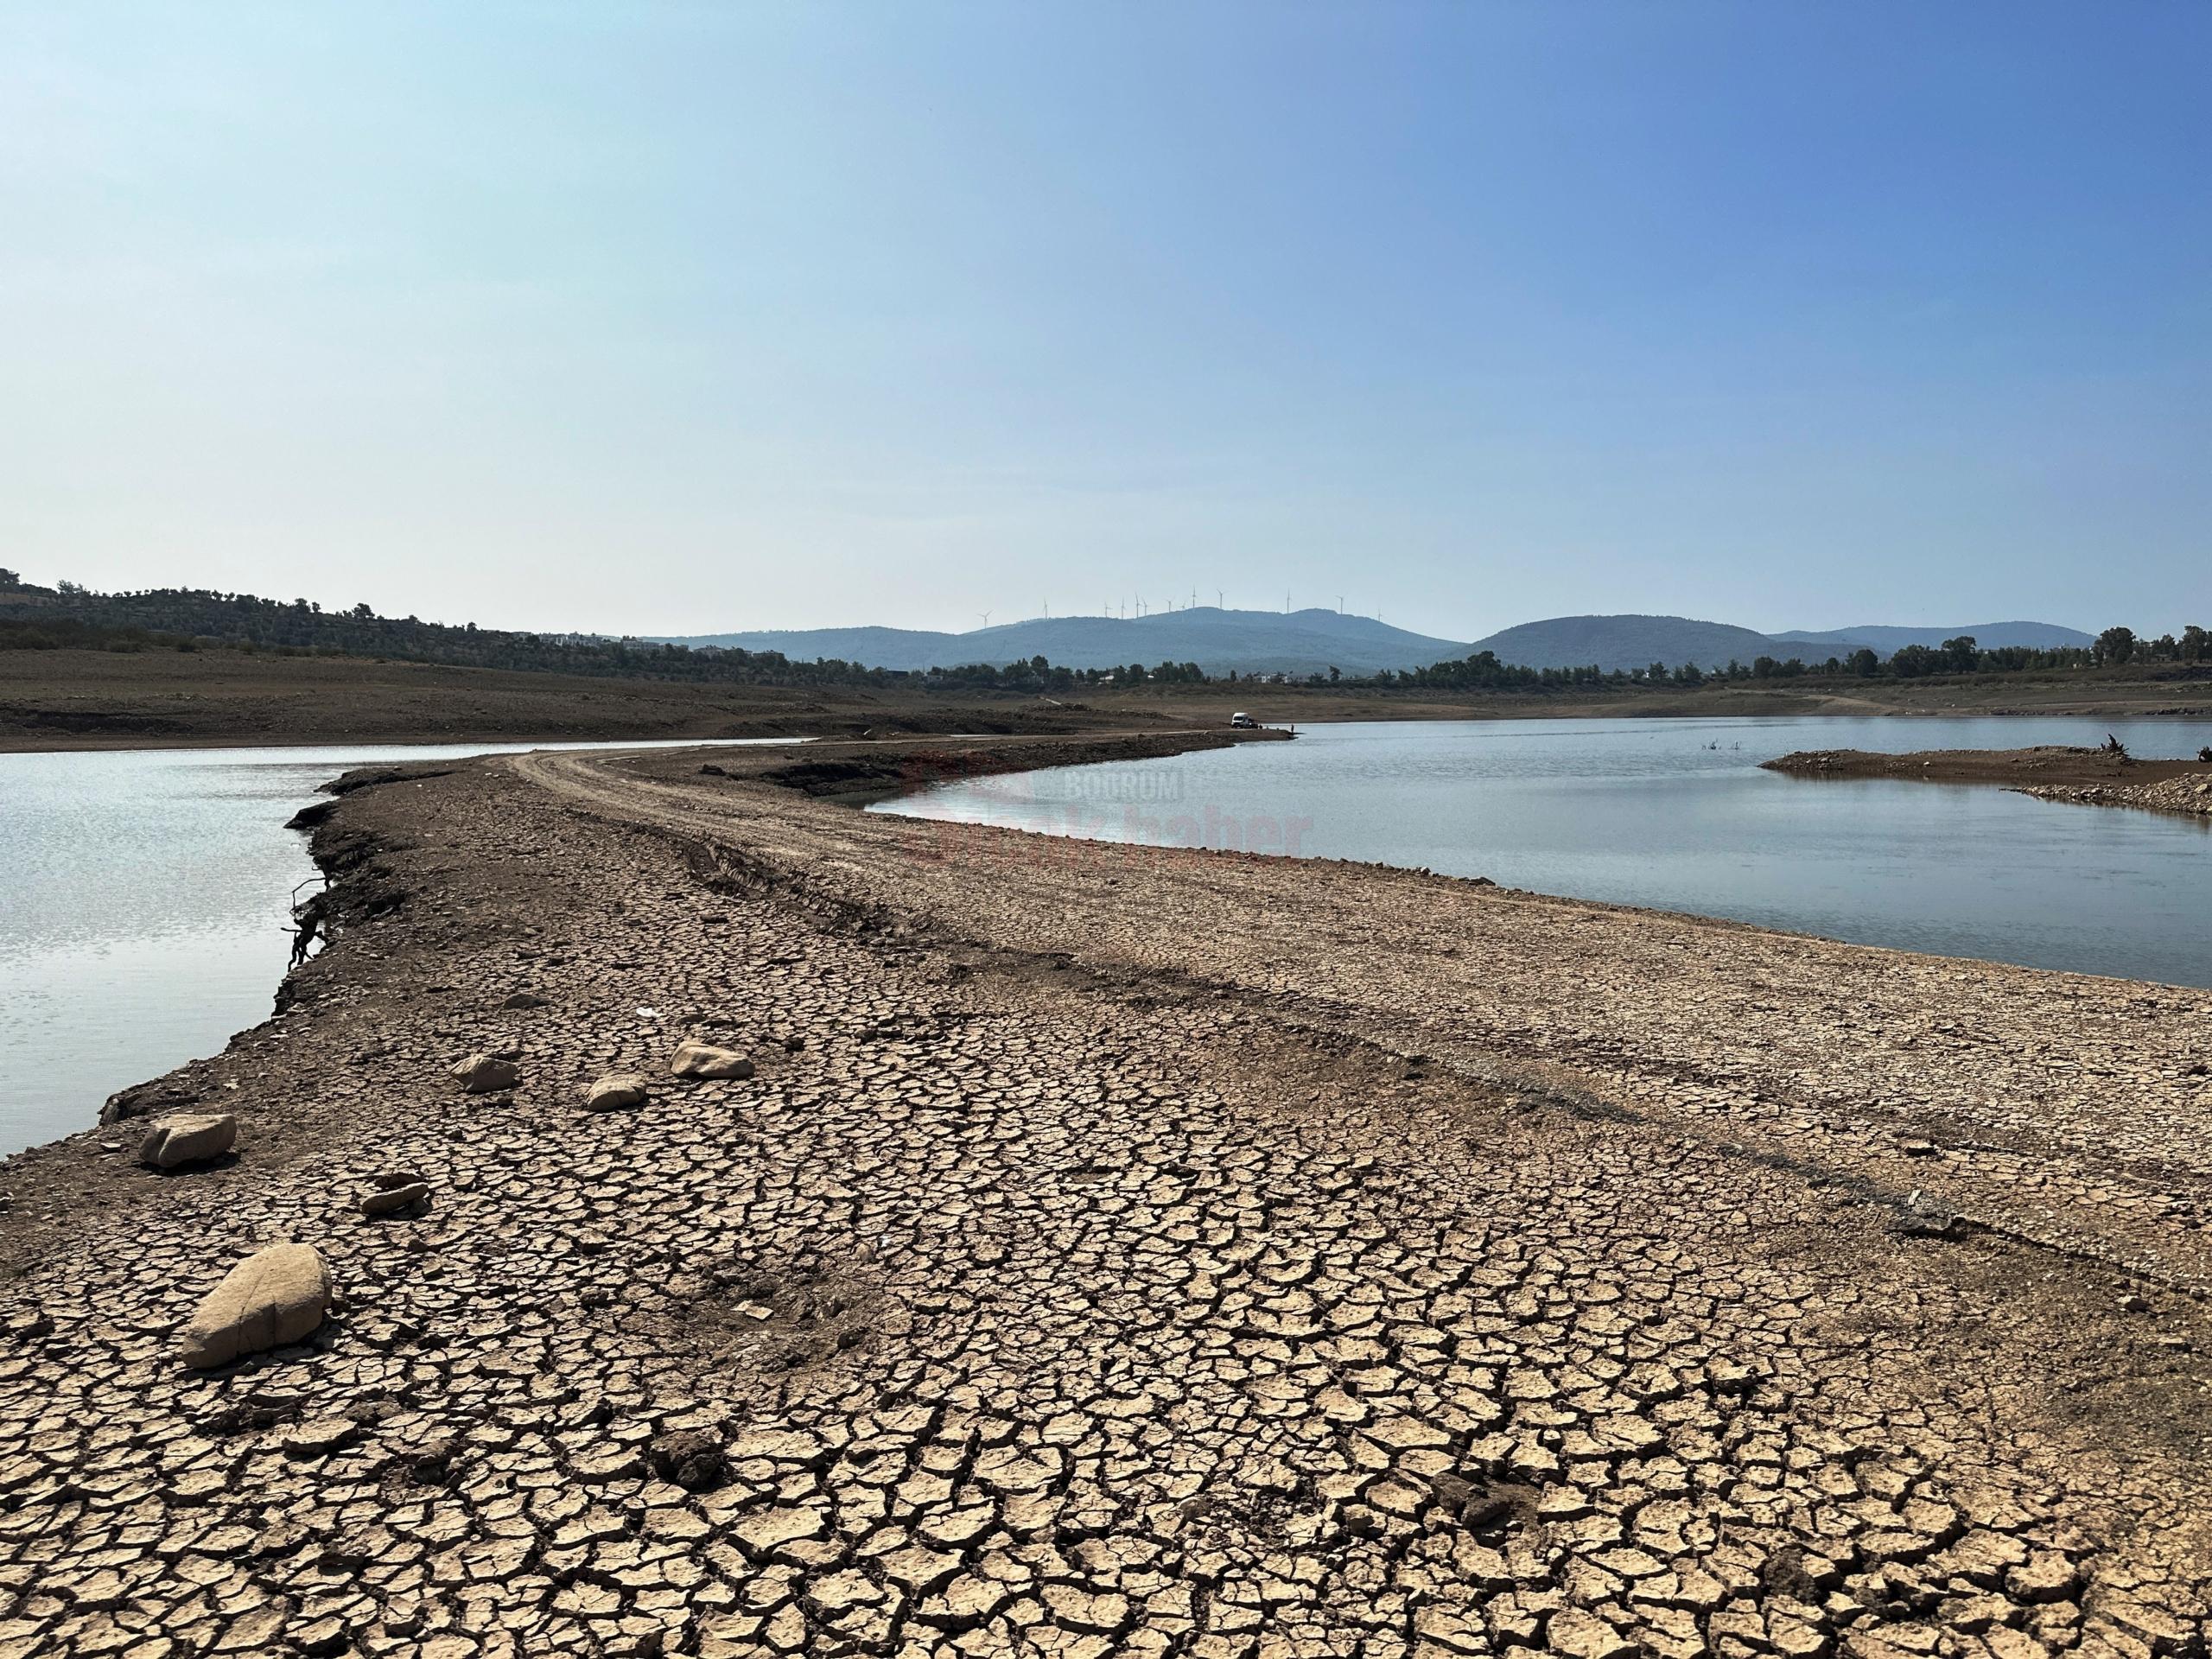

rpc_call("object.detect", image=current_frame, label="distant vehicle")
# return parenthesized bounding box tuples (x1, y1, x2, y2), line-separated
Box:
(1230, 712, 1258, 729)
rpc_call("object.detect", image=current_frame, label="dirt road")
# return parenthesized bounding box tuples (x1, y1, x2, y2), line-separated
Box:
(2, 741, 2206, 1659)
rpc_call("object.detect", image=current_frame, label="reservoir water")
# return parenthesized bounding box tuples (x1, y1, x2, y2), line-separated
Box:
(874, 715, 2212, 988)
(0, 740, 802, 1159)
(6, 717, 2208, 1162)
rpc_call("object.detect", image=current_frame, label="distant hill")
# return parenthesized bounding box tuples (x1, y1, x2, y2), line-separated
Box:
(1463, 614, 1780, 674)
(660, 607, 2101, 677)
(1770, 621, 2095, 653)
(1460, 614, 2094, 673)
(663, 607, 1471, 677)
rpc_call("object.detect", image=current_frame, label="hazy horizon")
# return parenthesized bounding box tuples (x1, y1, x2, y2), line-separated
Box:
(5, 3, 2206, 639)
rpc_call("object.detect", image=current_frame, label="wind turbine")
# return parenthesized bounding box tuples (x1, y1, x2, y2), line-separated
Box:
(978, 610, 992, 629)
(1217, 588, 1224, 609)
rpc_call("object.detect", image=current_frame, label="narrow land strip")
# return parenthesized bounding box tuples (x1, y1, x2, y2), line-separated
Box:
(2, 737, 2207, 1658)
(1763, 748, 2212, 821)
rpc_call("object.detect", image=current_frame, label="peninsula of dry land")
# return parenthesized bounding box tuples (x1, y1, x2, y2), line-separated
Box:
(3, 732, 2209, 1658)
(1764, 747, 2212, 819)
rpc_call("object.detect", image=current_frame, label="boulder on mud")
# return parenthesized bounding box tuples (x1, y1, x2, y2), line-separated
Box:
(139, 1114, 238, 1170)
(670, 1041, 755, 1081)
(178, 1243, 332, 1369)
(585, 1073, 651, 1111)
(501, 992, 549, 1010)
(450, 1053, 519, 1094)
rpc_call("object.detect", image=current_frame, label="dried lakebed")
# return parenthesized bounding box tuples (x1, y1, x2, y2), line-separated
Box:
(2, 735, 2209, 1659)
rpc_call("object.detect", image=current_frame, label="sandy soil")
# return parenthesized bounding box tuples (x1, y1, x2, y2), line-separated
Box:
(1, 734, 2208, 1657)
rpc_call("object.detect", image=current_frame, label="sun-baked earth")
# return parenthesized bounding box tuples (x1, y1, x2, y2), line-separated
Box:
(2, 734, 2208, 1659)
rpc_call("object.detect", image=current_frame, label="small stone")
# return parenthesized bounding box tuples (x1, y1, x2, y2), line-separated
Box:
(501, 991, 550, 1009)
(179, 1243, 333, 1369)
(671, 1040, 755, 1080)
(450, 1053, 520, 1094)
(139, 1113, 238, 1170)
(585, 1072, 652, 1111)
(359, 1181, 432, 1217)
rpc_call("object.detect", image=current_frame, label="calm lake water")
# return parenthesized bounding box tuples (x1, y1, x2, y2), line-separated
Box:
(8, 719, 2209, 1162)
(0, 740, 802, 1159)
(874, 715, 2212, 988)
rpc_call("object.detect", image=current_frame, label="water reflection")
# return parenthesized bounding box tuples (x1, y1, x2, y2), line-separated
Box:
(876, 715, 2212, 988)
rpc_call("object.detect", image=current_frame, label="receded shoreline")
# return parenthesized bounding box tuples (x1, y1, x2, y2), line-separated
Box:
(3, 732, 2210, 1652)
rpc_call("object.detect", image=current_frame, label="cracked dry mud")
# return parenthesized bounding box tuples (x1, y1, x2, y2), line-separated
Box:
(3, 738, 2209, 1659)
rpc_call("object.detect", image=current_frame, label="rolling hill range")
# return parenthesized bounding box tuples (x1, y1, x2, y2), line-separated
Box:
(662, 608, 1471, 678)
(1459, 616, 2094, 673)
(658, 609, 2093, 677)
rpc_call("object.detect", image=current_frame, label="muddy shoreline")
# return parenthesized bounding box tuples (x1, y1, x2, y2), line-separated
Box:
(3, 733, 2209, 1653)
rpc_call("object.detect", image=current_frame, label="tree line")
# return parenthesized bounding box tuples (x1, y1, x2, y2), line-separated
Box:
(0, 576, 1229, 693)
(1391, 626, 2207, 691)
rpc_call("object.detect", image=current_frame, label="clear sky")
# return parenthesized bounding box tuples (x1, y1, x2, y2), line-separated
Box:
(3, 3, 2205, 640)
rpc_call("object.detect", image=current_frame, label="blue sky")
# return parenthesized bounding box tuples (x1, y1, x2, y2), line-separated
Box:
(3, 3, 2205, 639)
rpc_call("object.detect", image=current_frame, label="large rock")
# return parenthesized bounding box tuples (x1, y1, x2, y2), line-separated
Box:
(585, 1073, 651, 1111)
(450, 1052, 519, 1094)
(138, 1114, 238, 1170)
(178, 1243, 332, 1370)
(670, 1041, 755, 1081)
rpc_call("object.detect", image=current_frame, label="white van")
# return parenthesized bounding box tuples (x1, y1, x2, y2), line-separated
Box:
(1229, 712, 1257, 729)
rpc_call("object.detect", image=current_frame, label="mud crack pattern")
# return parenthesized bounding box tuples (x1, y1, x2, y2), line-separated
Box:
(0, 747, 2206, 1659)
